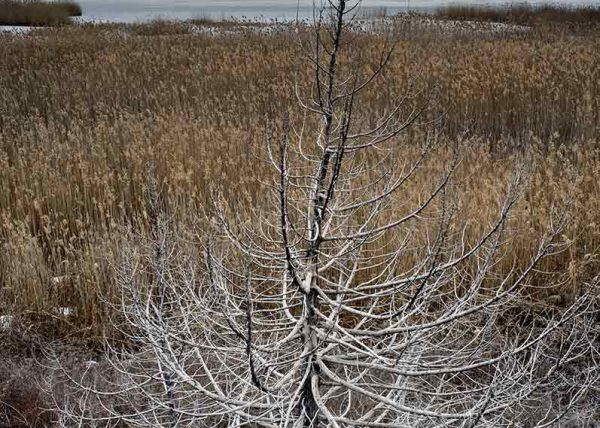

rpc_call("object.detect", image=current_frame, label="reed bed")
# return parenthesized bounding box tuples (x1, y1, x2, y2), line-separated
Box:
(434, 3, 600, 25)
(0, 21, 598, 336)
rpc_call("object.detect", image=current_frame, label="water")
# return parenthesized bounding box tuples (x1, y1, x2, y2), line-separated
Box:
(76, 0, 598, 23)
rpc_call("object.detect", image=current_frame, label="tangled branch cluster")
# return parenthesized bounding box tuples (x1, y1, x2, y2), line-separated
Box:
(53, 2, 598, 427)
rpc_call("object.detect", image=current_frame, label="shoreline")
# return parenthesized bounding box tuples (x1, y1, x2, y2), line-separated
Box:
(0, 13, 532, 37)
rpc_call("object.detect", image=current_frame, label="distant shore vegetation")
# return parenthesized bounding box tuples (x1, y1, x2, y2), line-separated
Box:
(435, 3, 600, 25)
(0, 0, 81, 27)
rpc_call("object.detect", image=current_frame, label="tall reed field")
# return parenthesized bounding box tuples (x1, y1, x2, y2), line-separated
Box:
(435, 3, 600, 25)
(0, 19, 598, 338)
(0, 0, 81, 26)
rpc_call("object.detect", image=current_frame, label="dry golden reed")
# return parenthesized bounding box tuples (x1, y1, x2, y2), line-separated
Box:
(0, 20, 598, 335)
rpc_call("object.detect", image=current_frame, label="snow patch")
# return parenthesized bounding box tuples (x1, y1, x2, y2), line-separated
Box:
(0, 26, 37, 34)
(54, 307, 77, 317)
(0, 315, 13, 330)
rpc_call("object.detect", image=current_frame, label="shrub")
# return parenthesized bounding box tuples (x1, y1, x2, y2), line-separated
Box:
(0, 0, 81, 27)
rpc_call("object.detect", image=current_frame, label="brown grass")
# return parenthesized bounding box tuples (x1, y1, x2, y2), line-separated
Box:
(0, 21, 598, 336)
(0, 0, 81, 27)
(434, 3, 600, 26)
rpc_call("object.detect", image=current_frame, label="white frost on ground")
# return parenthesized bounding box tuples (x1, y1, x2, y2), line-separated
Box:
(189, 22, 291, 36)
(354, 16, 531, 35)
(0, 26, 37, 34)
(54, 307, 77, 317)
(0, 315, 13, 330)
(52, 276, 70, 285)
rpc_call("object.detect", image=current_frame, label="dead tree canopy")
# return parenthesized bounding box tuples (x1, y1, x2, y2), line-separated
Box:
(54, 1, 598, 427)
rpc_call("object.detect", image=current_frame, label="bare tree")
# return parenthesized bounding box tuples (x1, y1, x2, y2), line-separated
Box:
(53, 1, 598, 427)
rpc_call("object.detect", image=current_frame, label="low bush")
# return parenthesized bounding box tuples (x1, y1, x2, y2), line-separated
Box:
(0, 0, 81, 27)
